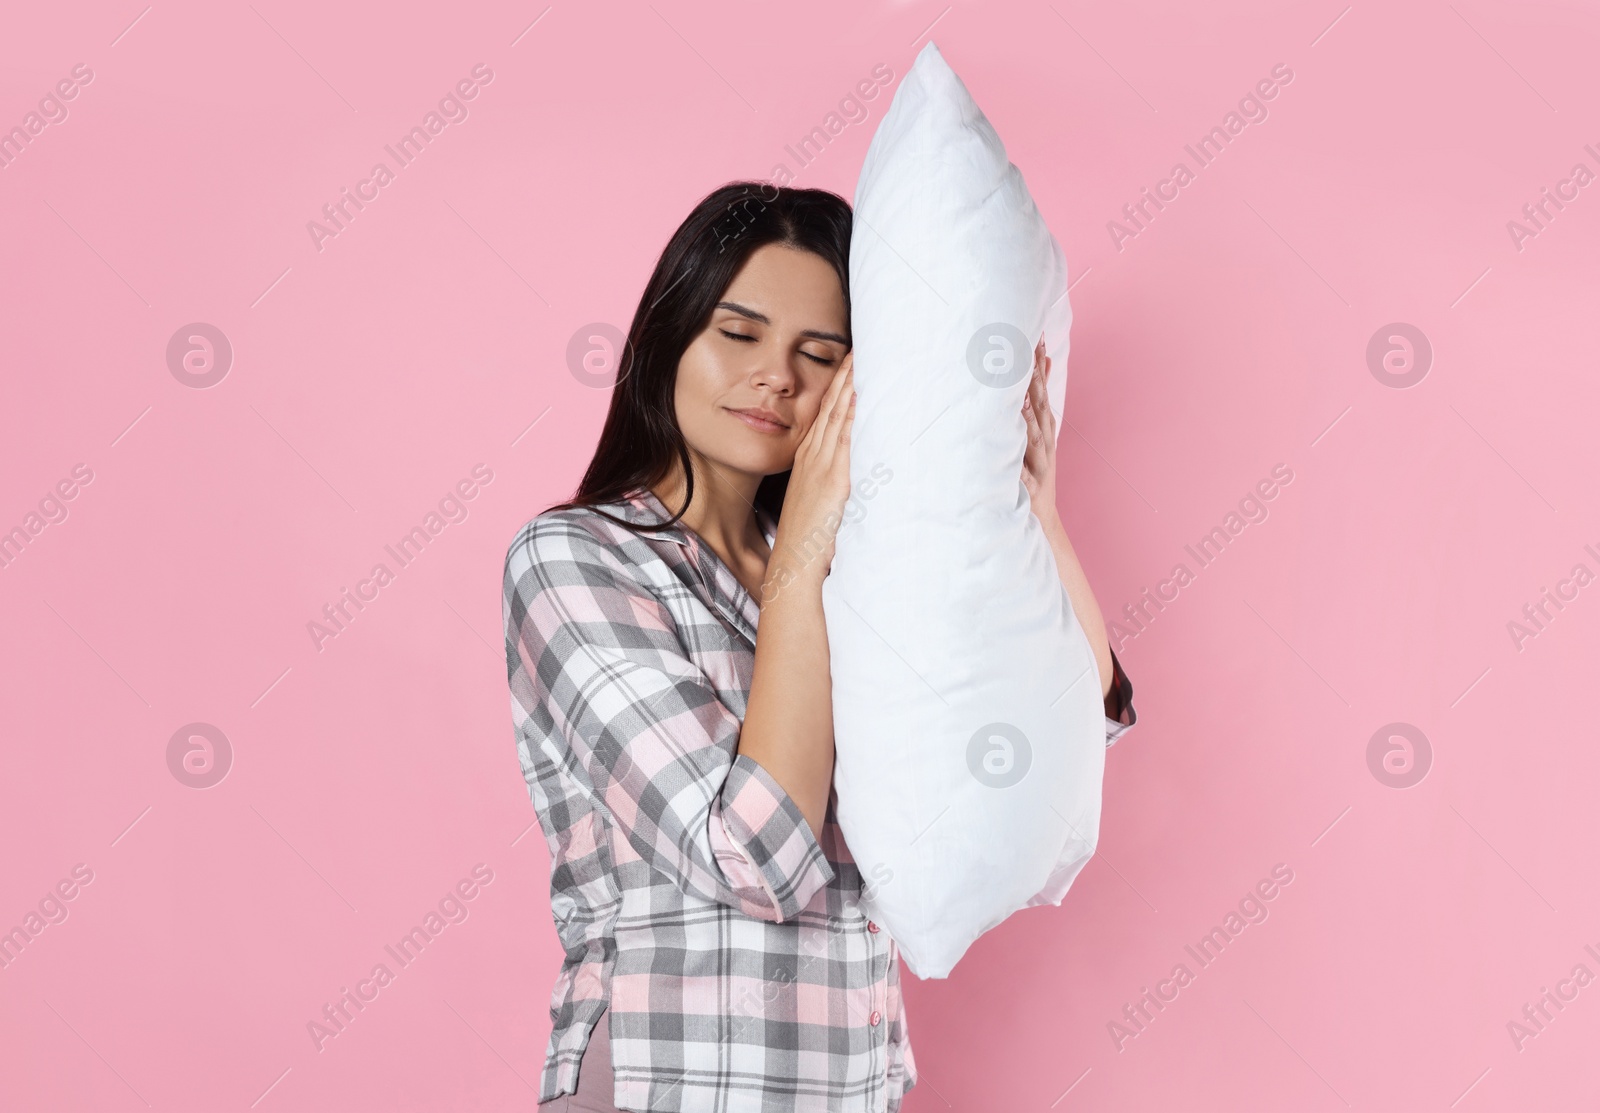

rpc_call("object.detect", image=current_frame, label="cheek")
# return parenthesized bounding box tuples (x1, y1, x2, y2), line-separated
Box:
(791, 372, 837, 433)
(674, 380, 721, 454)
(673, 343, 731, 442)
(790, 402, 823, 438)
(675, 342, 723, 406)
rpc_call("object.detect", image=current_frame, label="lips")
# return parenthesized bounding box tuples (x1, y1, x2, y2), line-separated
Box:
(726, 407, 790, 433)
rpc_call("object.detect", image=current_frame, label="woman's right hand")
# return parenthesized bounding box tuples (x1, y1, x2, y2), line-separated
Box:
(747, 356, 853, 839)
(763, 355, 855, 600)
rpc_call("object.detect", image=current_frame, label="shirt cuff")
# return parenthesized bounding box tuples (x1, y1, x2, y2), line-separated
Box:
(715, 753, 836, 922)
(1103, 648, 1137, 748)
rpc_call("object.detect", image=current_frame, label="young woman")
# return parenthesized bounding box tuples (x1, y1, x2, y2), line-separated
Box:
(502, 182, 1136, 1113)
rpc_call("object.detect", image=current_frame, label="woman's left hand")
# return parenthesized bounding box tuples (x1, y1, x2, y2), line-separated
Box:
(1021, 337, 1061, 531)
(1020, 337, 1116, 700)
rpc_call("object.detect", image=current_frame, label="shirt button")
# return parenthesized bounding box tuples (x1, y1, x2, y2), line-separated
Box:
(867, 920, 879, 934)
(869, 1010, 881, 1027)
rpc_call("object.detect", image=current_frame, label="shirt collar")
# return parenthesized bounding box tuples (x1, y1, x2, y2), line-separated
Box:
(607, 488, 694, 545)
(613, 487, 777, 547)
(609, 487, 775, 643)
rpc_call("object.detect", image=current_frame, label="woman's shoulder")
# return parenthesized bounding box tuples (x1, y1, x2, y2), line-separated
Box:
(503, 494, 672, 587)
(502, 501, 677, 650)
(506, 502, 622, 566)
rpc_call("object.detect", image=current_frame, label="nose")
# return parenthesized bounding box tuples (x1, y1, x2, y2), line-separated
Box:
(749, 346, 797, 396)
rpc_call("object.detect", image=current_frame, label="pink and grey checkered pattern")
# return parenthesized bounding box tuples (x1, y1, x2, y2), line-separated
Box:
(503, 489, 1136, 1111)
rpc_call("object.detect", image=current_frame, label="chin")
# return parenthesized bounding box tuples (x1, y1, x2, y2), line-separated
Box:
(745, 454, 798, 479)
(709, 443, 795, 480)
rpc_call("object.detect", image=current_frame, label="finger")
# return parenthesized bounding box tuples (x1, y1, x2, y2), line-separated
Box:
(1022, 390, 1042, 446)
(817, 356, 854, 420)
(1034, 363, 1055, 424)
(815, 379, 855, 468)
(825, 377, 852, 433)
(1028, 356, 1049, 414)
(829, 362, 856, 420)
(805, 361, 853, 448)
(1037, 398, 1056, 444)
(839, 391, 856, 445)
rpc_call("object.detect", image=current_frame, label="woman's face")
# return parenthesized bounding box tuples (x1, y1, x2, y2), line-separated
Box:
(674, 243, 850, 480)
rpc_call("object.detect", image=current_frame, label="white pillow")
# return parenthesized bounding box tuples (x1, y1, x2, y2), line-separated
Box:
(822, 41, 1105, 979)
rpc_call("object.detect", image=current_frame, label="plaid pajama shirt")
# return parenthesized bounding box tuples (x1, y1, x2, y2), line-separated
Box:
(502, 489, 1136, 1112)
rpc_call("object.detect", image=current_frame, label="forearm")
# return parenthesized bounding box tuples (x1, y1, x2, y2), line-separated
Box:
(1042, 517, 1115, 700)
(740, 560, 835, 842)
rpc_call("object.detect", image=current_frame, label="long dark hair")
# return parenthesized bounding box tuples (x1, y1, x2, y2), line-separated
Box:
(551, 181, 853, 531)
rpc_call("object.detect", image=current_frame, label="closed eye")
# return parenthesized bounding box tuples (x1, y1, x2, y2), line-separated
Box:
(721, 329, 836, 366)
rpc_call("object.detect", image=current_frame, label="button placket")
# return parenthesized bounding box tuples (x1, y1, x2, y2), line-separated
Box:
(869, 914, 886, 1037)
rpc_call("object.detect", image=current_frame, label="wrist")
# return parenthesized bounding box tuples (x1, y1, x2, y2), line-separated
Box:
(770, 514, 840, 574)
(760, 547, 828, 608)
(1034, 503, 1067, 541)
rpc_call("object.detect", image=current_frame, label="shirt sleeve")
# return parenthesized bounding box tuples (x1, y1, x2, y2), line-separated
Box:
(503, 514, 835, 923)
(1103, 647, 1137, 748)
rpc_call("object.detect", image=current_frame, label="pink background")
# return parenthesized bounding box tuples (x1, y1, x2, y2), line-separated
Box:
(3, 1, 1597, 1109)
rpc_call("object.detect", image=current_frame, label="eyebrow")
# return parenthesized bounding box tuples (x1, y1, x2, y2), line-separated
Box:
(715, 301, 850, 346)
